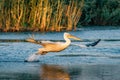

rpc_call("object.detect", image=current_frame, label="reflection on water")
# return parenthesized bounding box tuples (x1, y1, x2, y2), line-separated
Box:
(40, 64, 120, 80)
(0, 63, 120, 80)
(40, 64, 104, 80)
(40, 64, 70, 80)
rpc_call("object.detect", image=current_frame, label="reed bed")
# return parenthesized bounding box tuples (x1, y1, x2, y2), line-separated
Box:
(0, 0, 84, 32)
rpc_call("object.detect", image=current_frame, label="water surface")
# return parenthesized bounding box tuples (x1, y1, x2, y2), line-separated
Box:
(0, 26, 120, 80)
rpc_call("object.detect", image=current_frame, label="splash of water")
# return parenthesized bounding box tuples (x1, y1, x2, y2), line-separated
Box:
(25, 53, 39, 62)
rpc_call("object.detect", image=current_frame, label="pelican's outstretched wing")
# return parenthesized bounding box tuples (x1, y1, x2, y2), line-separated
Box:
(71, 39, 101, 48)
(39, 41, 63, 47)
(26, 38, 41, 44)
(26, 37, 63, 47)
(85, 39, 101, 47)
(26, 34, 40, 44)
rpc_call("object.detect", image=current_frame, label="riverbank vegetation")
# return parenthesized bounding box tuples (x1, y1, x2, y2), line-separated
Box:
(0, 0, 119, 32)
(0, 0, 84, 32)
(80, 0, 120, 26)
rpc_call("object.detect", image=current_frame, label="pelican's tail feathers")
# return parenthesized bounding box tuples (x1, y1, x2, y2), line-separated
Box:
(86, 39, 101, 47)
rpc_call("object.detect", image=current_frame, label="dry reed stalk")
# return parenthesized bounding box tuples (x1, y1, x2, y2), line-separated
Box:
(54, 0, 64, 31)
(65, 0, 84, 31)
(10, 0, 24, 31)
(0, 0, 83, 32)
(40, 0, 48, 32)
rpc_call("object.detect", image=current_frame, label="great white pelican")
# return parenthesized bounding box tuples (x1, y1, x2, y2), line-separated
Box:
(25, 32, 81, 61)
(26, 32, 80, 55)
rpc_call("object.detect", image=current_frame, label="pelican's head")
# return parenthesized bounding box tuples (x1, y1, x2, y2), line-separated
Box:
(64, 32, 81, 40)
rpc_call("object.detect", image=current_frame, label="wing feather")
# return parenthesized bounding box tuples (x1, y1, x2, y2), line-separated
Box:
(26, 38, 63, 48)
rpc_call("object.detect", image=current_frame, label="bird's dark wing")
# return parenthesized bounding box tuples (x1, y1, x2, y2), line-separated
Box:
(71, 39, 101, 48)
(85, 39, 101, 47)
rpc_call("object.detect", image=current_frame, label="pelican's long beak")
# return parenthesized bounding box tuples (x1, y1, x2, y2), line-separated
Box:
(69, 34, 81, 40)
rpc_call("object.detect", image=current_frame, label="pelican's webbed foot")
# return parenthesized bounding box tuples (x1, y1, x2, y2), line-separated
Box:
(36, 51, 48, 55)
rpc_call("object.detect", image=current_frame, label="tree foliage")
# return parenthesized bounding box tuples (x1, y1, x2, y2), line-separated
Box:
(80, 0, 120, 26)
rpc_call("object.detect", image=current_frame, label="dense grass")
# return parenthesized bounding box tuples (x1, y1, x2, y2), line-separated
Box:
(0, 0, 119, 32)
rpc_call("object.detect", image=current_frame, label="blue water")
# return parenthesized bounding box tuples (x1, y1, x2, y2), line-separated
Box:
(0, 26, 120, 80)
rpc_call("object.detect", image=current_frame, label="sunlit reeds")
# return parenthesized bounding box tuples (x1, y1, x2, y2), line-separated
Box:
(0, 0, 84, 32)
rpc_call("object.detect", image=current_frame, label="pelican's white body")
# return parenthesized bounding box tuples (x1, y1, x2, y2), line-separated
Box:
(26, 32, 80, 61)
(37, 33, 80, 54)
